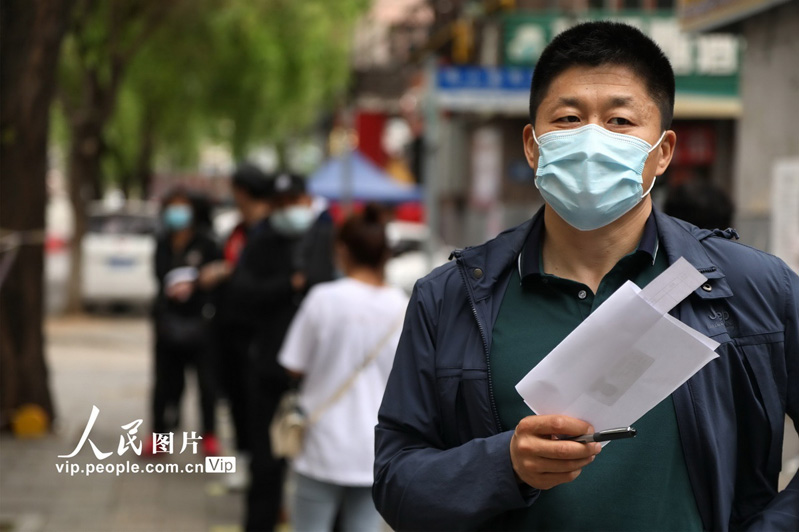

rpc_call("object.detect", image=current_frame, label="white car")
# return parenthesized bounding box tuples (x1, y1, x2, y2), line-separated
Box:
(81, 202, 159, 307)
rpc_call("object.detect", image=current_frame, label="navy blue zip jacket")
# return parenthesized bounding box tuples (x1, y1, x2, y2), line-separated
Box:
(374, 209, 799, 531)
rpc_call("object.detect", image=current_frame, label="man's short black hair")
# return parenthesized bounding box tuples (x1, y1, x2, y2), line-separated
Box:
(232, 163, 272, 199)
(529, 21, 675, 131)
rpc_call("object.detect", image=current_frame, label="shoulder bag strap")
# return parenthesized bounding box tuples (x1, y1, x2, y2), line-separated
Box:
(307, 315, 404, 426)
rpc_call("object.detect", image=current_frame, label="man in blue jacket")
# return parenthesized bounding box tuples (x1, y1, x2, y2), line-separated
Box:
(374, 21, 798, 531)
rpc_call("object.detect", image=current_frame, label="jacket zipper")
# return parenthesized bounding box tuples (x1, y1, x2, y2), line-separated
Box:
(453, 251, 503, 433)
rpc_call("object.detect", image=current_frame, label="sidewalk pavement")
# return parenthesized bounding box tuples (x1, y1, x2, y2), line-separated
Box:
(0, 314, 245, 532)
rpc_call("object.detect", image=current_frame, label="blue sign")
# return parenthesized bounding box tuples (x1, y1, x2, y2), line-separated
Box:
(437, 66, 534, 91)
(435, 66, 534, 113)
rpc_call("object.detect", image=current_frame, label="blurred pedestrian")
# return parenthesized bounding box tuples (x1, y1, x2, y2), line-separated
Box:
(269, 172, 337, 295)
(146, 187, 221, 457)
(278, 204, 407, 532)
(663, 178, 735, 230)
(230, 172, 335, 532)
(198, 163, 274, 477)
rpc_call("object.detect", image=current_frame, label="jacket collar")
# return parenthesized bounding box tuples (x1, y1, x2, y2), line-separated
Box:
(453, 207, 734, 302)
(453, 210, 538, 303)
(520, 208, 660, 281)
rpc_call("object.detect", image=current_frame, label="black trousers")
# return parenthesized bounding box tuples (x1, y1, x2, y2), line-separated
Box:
(215, 325, 252, 453)
(152, 334, 217, 435)
(244, 367, 289, 532)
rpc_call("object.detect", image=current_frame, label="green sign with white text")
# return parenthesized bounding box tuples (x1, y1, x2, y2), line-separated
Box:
(503, 11, 740, 99)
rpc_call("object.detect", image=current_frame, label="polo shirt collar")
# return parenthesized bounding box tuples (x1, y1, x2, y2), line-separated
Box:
(518, 208, 660, 282)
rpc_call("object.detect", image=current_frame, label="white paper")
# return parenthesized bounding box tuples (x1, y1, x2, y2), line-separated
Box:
(639, 257, 707, 314)
(515, 258, 720, 433)
(164, 266, 198, 288)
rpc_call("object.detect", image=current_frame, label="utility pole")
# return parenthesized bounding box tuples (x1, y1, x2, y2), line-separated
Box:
(422, 57, 441, 272)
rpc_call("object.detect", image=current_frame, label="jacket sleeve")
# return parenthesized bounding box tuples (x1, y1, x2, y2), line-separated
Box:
(744, 265, 799, 531)
(373, 279, 538, 531)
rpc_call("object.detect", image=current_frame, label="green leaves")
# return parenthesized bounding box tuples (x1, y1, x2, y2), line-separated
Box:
(55, 0, 368, 191)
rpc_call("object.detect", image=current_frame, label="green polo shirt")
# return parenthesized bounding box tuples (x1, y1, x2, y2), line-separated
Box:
(490, 212, 703, 531)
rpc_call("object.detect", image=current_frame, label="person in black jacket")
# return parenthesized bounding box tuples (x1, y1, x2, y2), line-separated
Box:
(199, 164, 274, 472)
(225, 172, 335, 532)
(146, 187, 222, 457)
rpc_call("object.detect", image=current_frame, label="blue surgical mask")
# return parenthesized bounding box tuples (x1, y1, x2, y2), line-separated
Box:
(163, 204, 193, 230)
(270, 205, 315, 236)
(533, 124, 666, 231)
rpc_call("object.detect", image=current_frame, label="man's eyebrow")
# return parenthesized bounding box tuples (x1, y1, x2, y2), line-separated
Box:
(551, 95, 636, 108)
(555, 97, 581, 107)
(609, 96, 634, 107)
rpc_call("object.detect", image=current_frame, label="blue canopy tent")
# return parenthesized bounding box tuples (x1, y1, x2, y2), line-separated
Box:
(308, 150, 422, 203)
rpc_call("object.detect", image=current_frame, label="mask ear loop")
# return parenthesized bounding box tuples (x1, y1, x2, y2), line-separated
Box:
(642, 130, 668, 198)
(530, 127, 542, 189)
(646, 130, 668, 153)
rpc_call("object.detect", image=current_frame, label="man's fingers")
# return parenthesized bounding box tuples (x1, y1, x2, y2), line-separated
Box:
(527, 455, 596, 473)
(534, 439, 601, 460)
(517, 414, 594, 438)
(510, 429, 599, 491)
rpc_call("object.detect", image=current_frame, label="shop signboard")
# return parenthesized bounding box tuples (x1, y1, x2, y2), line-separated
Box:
(502, 11, 741, 114)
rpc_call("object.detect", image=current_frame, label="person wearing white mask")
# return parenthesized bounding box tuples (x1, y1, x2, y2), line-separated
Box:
(269, 173, 336, 295)
(373, 21, 799, 532)
(239, 172, 336, 532)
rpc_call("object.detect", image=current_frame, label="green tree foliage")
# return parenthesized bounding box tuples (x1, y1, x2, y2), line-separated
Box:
(202, 0, 368, 157)
(98, 0, 369, 192)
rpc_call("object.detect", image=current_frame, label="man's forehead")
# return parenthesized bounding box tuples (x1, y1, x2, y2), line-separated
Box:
(541, 65, 656, 108)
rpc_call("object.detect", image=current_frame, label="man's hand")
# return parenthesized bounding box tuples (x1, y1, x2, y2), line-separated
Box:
(510, 415, 602, 490)
(198, 261, 231, 289)
(291, 272, 307, 292)
(165, 281, 194, 302)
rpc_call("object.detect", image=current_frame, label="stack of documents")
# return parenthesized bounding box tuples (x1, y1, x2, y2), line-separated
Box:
(515, 257, 720, 434)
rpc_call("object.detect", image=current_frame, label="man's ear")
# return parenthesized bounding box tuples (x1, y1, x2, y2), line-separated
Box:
(523, 124, 539, 172)
(655, 130, 677, 176)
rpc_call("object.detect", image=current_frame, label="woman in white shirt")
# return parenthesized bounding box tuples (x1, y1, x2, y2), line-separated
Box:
(277, 205, 408, 532)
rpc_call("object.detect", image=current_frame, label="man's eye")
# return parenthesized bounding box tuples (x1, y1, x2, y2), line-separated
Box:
(557, 116, 580, 123)
(609, 117, 632, 125)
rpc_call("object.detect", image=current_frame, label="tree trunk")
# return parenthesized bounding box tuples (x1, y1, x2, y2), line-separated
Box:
(64, 119, 104, 314)
(0, 0, 73, 430)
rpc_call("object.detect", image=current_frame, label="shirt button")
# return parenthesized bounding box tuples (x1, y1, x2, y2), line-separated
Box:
(701, 283, 712, 292)
(473, 268, 483, 279)
(577, 289, 587, 300)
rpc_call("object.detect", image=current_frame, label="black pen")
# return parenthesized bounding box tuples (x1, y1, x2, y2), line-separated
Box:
(564, 426, 637, 443)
